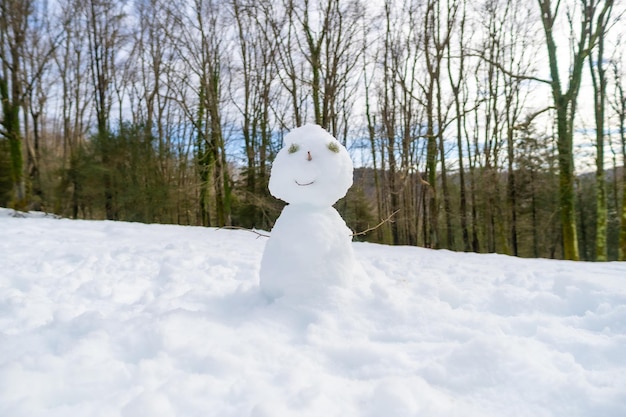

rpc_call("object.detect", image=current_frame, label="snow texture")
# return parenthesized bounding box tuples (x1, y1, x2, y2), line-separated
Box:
(1, 207, 626, 417)
(260, 124, 356, 300)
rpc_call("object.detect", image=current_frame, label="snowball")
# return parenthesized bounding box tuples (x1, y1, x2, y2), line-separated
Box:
(260, 204, 355, 300)
(269, 124, 353, 207)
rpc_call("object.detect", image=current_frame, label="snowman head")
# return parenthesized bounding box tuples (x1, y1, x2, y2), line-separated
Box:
(269, 124, 353, 207)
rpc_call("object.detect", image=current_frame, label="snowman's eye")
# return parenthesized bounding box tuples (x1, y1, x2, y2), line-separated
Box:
(288, 143, 300, 154)
(327, 142, 340, 153)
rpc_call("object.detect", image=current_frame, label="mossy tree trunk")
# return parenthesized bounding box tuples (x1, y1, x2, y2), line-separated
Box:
(612, 62, 626, 260)
(537, 0, 614, 260)
(0, 0, 31, 210)
(0, 77, 25, 208)
(588, 4, 612, 261)
(196, 82, 212, 227)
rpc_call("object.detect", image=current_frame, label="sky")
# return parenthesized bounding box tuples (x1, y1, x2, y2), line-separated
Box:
(1, 207, 625, 416)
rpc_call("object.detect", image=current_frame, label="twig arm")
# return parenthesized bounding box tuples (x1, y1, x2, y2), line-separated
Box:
(351, 209, 400, 237)
(218, 226, 270, 239)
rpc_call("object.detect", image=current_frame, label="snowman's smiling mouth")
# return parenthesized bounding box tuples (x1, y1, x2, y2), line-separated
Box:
(295, 179, 315, 186)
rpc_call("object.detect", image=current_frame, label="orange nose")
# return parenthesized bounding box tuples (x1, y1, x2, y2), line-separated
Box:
(307, 151, 312, 161)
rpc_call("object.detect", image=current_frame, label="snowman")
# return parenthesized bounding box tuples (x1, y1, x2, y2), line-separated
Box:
(260, 124, 356, 300)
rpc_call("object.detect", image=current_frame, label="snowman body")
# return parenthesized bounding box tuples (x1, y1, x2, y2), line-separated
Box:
(260, 124, 355, 300)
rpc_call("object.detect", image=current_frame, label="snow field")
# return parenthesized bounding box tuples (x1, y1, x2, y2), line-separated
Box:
(1, 208, 625, 416)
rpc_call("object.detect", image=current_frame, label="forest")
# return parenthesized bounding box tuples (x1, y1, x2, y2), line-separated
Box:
(1, 0, 625, 261)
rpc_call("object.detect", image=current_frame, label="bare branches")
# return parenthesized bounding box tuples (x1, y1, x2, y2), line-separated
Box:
(218, 226, 270, 239)
(352, 209, 400, 237)
(219, 209, 401, 240)
(465, 51, 551, 85)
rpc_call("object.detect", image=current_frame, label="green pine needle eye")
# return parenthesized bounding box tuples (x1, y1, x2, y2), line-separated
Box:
(288, 143, 300, 154)
(327, 142, 340, 153)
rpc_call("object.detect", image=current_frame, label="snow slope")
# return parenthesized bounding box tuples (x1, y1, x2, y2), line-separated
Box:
(1, 208, 625, 417)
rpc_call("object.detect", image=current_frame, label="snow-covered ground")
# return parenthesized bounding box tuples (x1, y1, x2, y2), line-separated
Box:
(1, 207, 625, 417)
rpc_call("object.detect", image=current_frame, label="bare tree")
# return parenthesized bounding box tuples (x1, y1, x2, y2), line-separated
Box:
(536, 0, 614, 260)
(54, 0, 92, 218)
(230, 0, 280, 229)
(167, 0, 232, 227)
(420, 0, 457, 248)
(477, 0, 538, 255)
(21, 2, 55, 206)
(362, 6, 390, 243)
(610, 48, 626, 260)
(446, 0, 470, 251)
(376, 0, 423, 244)
(0, 0, 33, 209)
(280, 0, 365, 138)
(84, 0, 128, 219)
(129, 0, 181, 222)
(588, 1, 615, 260)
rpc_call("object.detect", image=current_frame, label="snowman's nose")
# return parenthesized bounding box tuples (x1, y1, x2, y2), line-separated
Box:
(307, 151, 312, 161)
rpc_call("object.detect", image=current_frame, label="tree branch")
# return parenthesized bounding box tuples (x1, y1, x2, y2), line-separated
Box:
(351, 209, 400, 237)
(218, 226, 270, 239)
(465, 51, 552, 85)
(219, 209, 402, 241)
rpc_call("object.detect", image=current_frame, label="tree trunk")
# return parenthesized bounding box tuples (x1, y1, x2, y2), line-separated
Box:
(555, 105, 580, 260)
(447, 0, 470, 251)
(0, 77, 26, 208)
(196, 82, 212, 227)
(589, 7, 609, 261)
(539, 0, 614, 260)
(615, 76, 626, 260)
(0, 0, 30, 210)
